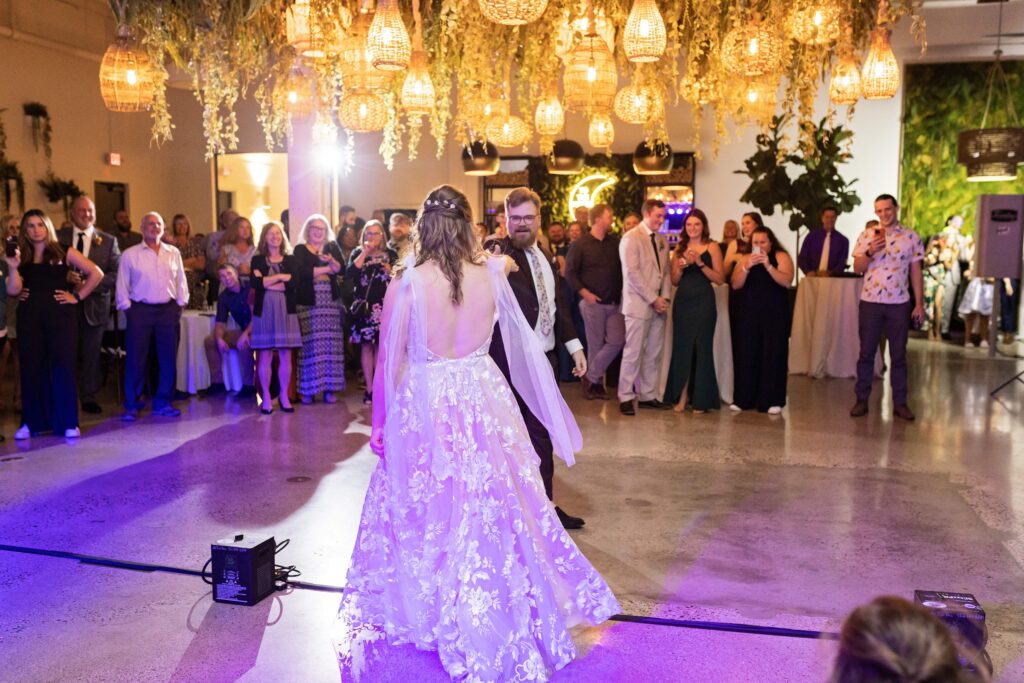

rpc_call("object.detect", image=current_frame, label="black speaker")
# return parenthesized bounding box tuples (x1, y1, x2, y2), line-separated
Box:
(211, 534, 276, 606)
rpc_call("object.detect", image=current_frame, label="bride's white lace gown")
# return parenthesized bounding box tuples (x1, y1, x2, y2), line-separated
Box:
(336, 257, 620, 682)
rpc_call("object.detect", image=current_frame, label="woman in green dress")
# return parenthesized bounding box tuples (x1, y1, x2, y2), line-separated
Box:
(664, 208, 725, 413)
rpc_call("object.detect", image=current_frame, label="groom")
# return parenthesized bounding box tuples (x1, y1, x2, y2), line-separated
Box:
(488, 187, 589, 530)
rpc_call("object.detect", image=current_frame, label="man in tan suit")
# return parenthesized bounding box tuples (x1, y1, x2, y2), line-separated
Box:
(617, 199, 672, 415)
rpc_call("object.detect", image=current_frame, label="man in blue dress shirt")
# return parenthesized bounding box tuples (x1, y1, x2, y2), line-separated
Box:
(798, 206, 850, 276)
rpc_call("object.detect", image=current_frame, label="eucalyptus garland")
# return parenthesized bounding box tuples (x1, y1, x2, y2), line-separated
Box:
(113, 0, 926, 163)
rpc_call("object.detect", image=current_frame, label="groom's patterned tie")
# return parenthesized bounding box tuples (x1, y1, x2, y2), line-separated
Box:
(526, 247, 553, 337)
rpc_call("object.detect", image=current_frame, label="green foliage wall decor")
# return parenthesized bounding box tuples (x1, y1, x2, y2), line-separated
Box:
(528, 154, 645, 229)
(900, 61, 1024, 238)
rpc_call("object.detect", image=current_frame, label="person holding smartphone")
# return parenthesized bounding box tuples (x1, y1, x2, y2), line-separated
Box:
(850, 194, 925, 421)
(346, 220, 397, 405)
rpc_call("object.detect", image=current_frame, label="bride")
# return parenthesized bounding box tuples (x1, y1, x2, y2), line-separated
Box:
(336, 185, 619, 681)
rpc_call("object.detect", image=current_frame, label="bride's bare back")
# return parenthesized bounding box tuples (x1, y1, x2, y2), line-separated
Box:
(414, 260, 495, 359)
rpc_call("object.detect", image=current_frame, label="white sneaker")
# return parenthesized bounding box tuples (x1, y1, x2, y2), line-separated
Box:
(14, 424, 30, 440)
(729, 404, 742, 412)
(767, 406, 783, 415)
(979, 340, 990, 350)
(65, 427, 81, 438)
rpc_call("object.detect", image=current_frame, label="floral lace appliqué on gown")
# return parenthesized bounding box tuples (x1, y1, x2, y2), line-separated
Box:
(336, 259, 619, 682)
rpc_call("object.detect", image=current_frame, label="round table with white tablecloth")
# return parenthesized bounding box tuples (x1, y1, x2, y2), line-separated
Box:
(176, 310, 245, 393)
(657, 283, 734, 405)
(788, 276, 882, 379)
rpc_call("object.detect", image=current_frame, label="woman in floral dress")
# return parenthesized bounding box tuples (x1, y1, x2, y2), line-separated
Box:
(345, 220, 396, 405)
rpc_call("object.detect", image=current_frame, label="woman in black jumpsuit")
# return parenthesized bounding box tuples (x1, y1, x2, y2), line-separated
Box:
(14, 210, 103, 439)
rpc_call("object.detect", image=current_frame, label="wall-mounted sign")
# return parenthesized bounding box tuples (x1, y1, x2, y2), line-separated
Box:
(568, 174, 617, 215)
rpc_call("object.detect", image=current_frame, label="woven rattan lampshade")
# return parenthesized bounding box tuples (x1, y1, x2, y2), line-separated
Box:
(486, 114, 531, 147)
(721, 19, 784, 78)
(401, 50, 435, 116)
(786, 1, 841, 46)
(563, 35, 618, 113)
(339, 90, 388, 132)
(286, 0, 348, 59)
(367, 0, 411, 72)
(829, 53, 861, 105)
(861, 27, 899, 100)
(478, 0, 549, 26)
(732, 79, 778, 123)
(614, 83, 663, 125)
(535, 94, 565, 136)
(958, 128, 1024, 182)
(341, 13, 393, 90)
(623, 0, 667, 63)
(282, 65, 315, 120)
(680, 71, 720, 107)
(588, 113, 615, 148)
(99, 27, 156, 113)
(286, 0, 316, 55)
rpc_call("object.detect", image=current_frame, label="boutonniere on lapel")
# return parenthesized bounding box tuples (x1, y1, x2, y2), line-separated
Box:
(93, 235, 103, 246)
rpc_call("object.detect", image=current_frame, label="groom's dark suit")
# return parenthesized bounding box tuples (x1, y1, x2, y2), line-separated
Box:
(487, 237, 578, 501)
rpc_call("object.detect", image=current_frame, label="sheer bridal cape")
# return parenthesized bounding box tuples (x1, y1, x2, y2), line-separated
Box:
(335, 255, 619, 682)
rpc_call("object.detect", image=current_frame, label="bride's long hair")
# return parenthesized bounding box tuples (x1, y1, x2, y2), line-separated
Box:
(406, 185, 485, 304)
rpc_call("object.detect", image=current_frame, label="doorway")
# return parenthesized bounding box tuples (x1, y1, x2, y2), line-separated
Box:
(94, 182, 127, 233)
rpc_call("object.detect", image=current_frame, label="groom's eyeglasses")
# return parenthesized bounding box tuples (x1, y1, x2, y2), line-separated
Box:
(508, 215, 537, 225)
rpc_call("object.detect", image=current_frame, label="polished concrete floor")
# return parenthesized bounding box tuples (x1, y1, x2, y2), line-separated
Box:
(0, 339, 1022, 682)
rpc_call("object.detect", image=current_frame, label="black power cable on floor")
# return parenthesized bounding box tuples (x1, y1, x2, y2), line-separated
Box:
(0, 542, 838, 640)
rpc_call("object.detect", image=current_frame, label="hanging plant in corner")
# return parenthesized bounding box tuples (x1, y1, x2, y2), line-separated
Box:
(0, 109, 26, 215)
(38, 173, 82, 222)
(22, 102, 53, 168)
(736, 115, 861, 233)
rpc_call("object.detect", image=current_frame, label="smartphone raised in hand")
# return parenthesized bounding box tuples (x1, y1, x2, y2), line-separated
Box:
(5, 238, 17, 258)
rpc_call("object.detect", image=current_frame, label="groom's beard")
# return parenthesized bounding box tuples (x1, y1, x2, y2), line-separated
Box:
(510, 229, 536, 251)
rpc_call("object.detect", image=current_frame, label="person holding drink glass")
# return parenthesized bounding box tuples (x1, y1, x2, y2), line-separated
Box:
(346, 220, 397, 405)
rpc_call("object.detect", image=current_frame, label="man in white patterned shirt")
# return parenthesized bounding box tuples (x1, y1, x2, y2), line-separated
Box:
(117, 212, 190, 421)
(850, 194, 925, 421)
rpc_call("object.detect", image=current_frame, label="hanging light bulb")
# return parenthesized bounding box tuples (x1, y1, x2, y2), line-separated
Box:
(588, 113, 615, 148)
(564, 33, 618, 113)
(99, 25, 156, 112)
(281, 63, 315, 121)
(829, 52, 861, 106)
(478, 0, 549, 26)
(535, 92, 565, 136)
(721, 15, 784, 78)
(338, 89, 388, 132)
(614, 82, 663, 125)
(401, 50, 435, 117)
(367, 0, 411, 72)
(623, 0, 666, 63)
(787, 1, 841, 46)
(486, 113, 531, 147)
(861, 26, 899, 99)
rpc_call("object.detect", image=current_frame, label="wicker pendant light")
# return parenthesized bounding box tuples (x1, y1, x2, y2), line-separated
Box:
(99, 25, 156, 113)
(341, 12, 393, 90)
(680, 71, 720, 107)
(563, 29, 618, 113)
(339, 90, 388, 132)
(861, 27, 899, 99)
(588, 113, 615, 148)
(733, 79, 778, 123)
(286, 0, 316, 55)
(786, 1, 841, 46)
(486, 114, 531, 147)
(478, 0, 549, 26)
(368, 0, 411, 72)
(282, 63, 316, 120)
(721, 15, 784, 78)
(401, 50, 435, 117)
(286, 0, 349, 59)
(614, 82, 663, 125)
(623, 0, 667, 63)
(829, 52, 861, 106)
(535, 92, 565, 137)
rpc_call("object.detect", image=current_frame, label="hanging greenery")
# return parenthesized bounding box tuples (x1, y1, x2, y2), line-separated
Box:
(37, 173, 84, 222)
(735, 114, 861, 232)
(0, 109, 26, 215)
(110, 0, 926, 164)
(900, 61, 1024, 238)
(22, 102, 53, 168)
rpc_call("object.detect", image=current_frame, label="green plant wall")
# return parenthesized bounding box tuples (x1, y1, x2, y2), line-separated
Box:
(900, 61, 1024, 239)
(528, 154, 645, 227)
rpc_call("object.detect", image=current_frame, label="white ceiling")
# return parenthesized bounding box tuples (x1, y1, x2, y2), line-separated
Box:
(897, 0, 1024, 62)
